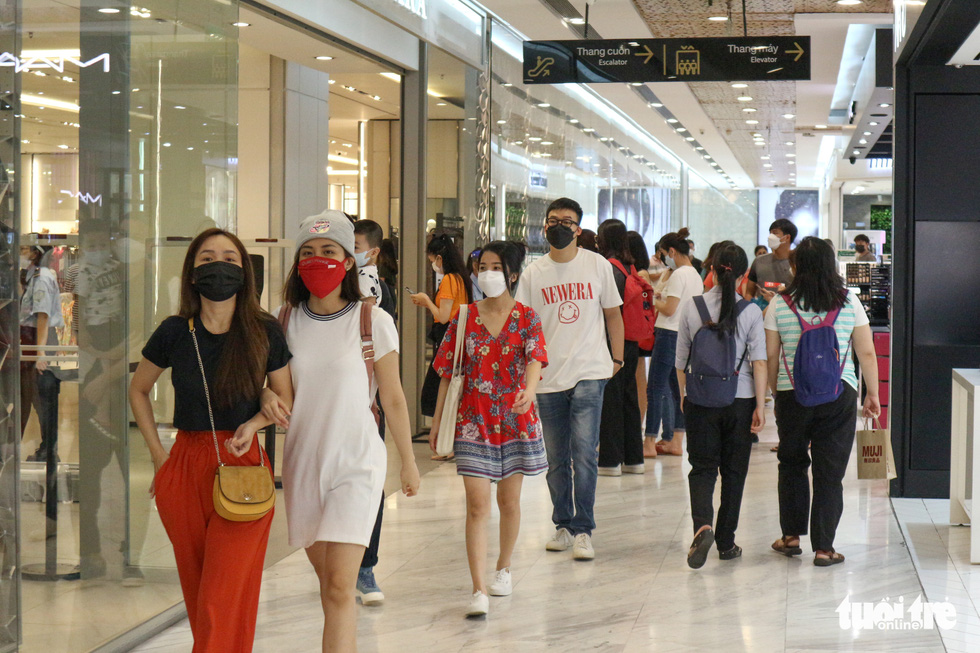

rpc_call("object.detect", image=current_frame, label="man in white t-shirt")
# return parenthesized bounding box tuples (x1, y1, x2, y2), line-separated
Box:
(515, 197, 624, 561)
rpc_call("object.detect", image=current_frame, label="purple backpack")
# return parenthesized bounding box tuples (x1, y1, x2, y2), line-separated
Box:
(780, 294, 851, 407)
(684, 296, 751, 408)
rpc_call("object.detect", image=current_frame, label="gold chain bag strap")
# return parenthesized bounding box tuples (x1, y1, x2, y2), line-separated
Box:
(188, 318, 275, 522)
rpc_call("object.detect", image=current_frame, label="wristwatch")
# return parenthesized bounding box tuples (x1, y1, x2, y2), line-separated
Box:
(613, 359, 624, 366)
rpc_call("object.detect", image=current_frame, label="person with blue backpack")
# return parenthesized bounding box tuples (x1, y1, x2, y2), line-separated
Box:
(764, 237, 881, 567)
(675, 243, 768, 568)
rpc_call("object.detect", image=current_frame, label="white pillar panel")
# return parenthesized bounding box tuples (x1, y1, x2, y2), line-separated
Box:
(282, 60, 330, 237)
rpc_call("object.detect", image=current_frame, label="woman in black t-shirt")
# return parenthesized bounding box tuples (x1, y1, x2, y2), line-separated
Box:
(129, 229, 292, 653)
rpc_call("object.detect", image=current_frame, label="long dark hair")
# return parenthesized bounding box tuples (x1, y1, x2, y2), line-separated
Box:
(702, 240, 731, 275)
(179, 229, 271, 407)
(627, 231, 650, 271)
(479, 241, 526, 294)
(784, 236, 847, 313)
(709, 243, 749, 334)
(597, 219, 633, 266)
(427, 233, 472, 302)
(282, 246, 362, 308)
(660, 227, 691, 257)
(377, 238, 398, 283)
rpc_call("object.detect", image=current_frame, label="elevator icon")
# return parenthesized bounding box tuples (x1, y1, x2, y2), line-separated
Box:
(676, 46, 700, 76)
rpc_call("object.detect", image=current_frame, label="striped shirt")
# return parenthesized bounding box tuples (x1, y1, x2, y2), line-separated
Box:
(763, 290, 869, 392)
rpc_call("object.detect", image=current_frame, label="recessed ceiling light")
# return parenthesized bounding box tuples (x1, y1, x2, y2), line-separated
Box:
(666, 118, 679, 124)
(232, 21, 250, 27)
(58, 144, 69, 149)
(879, 103, 891, 108)
(746, 119, 759, 124)
(564, 16, 586, 25)
(732, 82, 748, 89)
(541, 141, 554, 145)
(755, 142, 766, 146)
(583, 128, 595, 132)
(786, 153, 796, 157)
(863, 131, 873, 136)
(708, 16, 729, 22)
(782, 113, 795, 119)
(853, 150, 860, 155)
(569, 119, 579, 124)
(537, 102, 550, 108)
(676, 127, 687, 132)
(743, 108, 757, 113)
(869, 121, 879, 126)
(788, 161, 795, 165)
(650, 102, 664, 108)
(763, 163, 773, 168)
(837, 0, 863, 6)
(162, 142, 171, 147)
(496, 119, 506, 124)
(761, 155, 770, 160)
(785, 141, 794, 146)
(187, 147, 194, 151)
(529, 137, 543, 142)
(816, 124, 827, 129)
(630, 82, 643, 87)
(685, 137, 695, 141)
(174, 105, 186, 110)
(737, 96, 753, 102)
(98, 7, 120, 13)
(315, 56, 334, 61)
(111, 90, 120, 95)
(436, 102, 447, 106)
(696, 146, 704, 151)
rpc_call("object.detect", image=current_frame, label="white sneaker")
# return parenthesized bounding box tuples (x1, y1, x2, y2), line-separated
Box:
(622, 464, 645, 474)
(466, 590, 489, 617)
(488, 568, 512, 596)
(546, 527, 575, 552)
(597, 465, 622, 476)
(572, 533, 595, 560)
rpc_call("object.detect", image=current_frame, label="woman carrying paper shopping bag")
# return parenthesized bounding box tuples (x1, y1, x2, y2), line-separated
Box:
(428, 241, 548, 618)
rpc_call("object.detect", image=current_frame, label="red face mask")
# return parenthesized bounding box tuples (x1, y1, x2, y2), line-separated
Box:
(298, 256, 347, 298)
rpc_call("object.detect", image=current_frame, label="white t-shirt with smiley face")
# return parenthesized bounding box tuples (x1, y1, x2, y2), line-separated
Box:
(515, 249, 622, 394)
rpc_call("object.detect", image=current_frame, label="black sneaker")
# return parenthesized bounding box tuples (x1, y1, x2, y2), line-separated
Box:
(719, 544, 742, 560)
(750, 433, 759, 443)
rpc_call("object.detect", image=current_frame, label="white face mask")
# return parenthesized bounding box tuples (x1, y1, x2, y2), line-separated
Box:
(354, 251, 371, 268)
(767, 233, 783, 251)
(431, 261, 442, 275)
(665, 255, 677, 270)
(19, 256, 29, 270)
(477, 270, 508, 298)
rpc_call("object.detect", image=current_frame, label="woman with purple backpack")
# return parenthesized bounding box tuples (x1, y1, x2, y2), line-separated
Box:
(765, 237, 880, 567)
(675, 243, 767, 568)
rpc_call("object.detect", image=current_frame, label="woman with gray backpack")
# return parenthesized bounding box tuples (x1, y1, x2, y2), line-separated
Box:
(675, 242, 767, 569)
(764, 237, 880, 567)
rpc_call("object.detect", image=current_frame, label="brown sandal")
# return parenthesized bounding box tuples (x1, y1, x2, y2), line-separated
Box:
(771, 536, 802, 557)
(814, 549, 845, 567)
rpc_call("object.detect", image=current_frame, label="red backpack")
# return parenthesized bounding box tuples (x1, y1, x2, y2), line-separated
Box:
(610, 259, 657, 345)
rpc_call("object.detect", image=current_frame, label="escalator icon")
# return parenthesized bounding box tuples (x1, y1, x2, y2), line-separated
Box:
(527, 56, 555, 78)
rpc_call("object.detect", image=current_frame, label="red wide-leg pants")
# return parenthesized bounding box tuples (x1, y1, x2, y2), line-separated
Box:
(155, 430, 274, 653)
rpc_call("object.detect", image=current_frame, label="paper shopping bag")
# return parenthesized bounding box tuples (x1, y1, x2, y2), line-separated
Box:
(856, 418, 897, 480)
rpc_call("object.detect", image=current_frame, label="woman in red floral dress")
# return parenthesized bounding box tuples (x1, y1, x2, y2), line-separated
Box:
(429, 241, 548, 618)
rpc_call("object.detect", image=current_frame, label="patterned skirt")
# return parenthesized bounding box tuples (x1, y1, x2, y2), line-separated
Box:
(454, 437, 548, 482)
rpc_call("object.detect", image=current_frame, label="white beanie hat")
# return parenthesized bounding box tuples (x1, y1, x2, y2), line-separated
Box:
(295, 210, 355, 255)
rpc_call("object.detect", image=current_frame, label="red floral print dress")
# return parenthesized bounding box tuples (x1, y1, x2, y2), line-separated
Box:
(434, 302, 549, 480)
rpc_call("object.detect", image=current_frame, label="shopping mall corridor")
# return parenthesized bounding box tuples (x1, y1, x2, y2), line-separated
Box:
(132, 411, 959, 653)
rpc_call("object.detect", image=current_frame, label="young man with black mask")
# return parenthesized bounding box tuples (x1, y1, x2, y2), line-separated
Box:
(854, 234, 876, 262)
(515, 198, 624, 561)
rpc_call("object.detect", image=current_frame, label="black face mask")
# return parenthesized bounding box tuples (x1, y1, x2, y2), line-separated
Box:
(193, 261, 245, 302)
(546, 224, 576, 250)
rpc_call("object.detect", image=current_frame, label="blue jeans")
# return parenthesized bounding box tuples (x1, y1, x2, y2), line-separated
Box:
(645, 328, 685, 440)
(537, 379, 608, 536)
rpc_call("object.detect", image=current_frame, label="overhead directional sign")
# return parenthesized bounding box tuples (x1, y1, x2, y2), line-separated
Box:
(523, 36, 811, 84)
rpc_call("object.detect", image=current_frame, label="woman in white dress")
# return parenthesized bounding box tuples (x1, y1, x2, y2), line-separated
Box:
(263, 210, 421, 652)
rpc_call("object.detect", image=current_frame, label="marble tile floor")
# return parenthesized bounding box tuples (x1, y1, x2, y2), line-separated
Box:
(893, 497, 980, 653)
(132, 417, 945, 653)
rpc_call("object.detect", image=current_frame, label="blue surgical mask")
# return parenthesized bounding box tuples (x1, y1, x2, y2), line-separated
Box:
(354, 251, 371, 268)
(665, 255, 677, 270)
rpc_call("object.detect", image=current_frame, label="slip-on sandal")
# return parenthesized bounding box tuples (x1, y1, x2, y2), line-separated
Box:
(687, 528, 715, 569)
